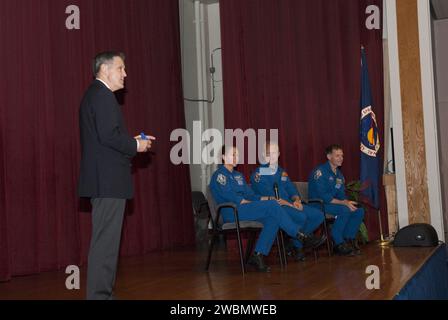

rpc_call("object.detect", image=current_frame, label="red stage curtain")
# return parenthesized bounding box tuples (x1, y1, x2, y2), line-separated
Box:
(0, 0, 194, 282)
(220, 0, 386, 240)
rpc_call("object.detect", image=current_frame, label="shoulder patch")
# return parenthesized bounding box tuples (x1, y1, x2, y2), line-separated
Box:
(254, 172, 261, 183)
(282, 171, 288, 177)
(217, 174, 227, 186)
(314, 169, 322, 180)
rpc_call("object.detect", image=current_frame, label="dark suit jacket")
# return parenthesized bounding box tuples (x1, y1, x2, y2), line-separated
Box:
(78, 80, 137, 199)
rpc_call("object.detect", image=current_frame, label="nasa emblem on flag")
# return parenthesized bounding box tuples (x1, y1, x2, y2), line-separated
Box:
(360, 105, 380, 157)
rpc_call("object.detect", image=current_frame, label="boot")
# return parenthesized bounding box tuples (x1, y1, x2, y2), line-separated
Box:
(247, 253, 271, 272)
(333, 242, 355, 256)
(285, 239, 296, 257)
(298, 232, 327, 249)
(348, 239, 361, 255)
(292, 248, 306, 262)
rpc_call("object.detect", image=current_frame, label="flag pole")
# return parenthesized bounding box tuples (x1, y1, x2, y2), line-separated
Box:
(377, 209, 391, 246)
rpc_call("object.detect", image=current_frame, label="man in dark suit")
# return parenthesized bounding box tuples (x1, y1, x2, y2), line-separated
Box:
(78, 51, 154, 300)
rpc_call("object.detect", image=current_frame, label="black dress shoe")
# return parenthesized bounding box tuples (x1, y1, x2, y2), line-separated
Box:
(292, 248, 306, 262)
(298, 232, 327, 249)
(297, 232, 308, 243)
(348, 239, 361, 255)
(311, 233, 327, 249)
(247, 253, 271, 272)
(285, 239, 296, 257)
(333, 243, 355, 256)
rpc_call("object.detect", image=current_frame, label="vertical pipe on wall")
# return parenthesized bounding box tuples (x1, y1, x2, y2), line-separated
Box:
(194, 0, 208, 194)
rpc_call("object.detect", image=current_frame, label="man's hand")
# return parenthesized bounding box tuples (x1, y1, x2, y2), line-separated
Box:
(277, 198, 294, 208)
(293, 199, 304, 211)
(136, 139, 151, 152)
(135, 134, 156, 152)
(343, 200, 358, 212)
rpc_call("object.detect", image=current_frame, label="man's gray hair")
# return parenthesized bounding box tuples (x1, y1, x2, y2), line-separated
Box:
(93, 51, 125, 77)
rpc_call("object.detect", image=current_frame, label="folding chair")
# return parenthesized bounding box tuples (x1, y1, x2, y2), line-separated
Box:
(294, 182, 333, 256)
(204, 186, 287, 275)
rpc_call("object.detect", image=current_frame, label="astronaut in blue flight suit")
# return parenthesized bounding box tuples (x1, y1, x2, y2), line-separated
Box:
(250, 141, 325, 261)
(308, 144, 364, 256)
(210, 145, 324, 272)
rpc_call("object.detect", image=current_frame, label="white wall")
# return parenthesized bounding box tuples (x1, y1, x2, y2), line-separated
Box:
(383, 1, 395, 175)
(433, 18, 448, 240)
(206, 3, 224, 140)
(179, 0, 224, 193)
(179, 0, 202, 192)
(418, 0, 444, 241)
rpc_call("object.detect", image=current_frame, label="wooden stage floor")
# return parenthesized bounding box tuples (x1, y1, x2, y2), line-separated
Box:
(0, 243, 441, 300)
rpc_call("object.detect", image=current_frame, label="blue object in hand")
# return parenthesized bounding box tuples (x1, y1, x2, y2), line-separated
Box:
(140, 132, 148, 140)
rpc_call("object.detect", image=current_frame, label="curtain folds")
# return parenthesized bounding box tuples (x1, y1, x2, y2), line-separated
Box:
(0, 0, 194, 282)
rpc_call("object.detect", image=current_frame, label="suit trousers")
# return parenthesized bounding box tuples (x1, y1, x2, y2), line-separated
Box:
(86, 198, 126, 300)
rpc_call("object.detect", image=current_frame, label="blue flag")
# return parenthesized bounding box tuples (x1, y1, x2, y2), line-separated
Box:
(360, 48, 380, 208)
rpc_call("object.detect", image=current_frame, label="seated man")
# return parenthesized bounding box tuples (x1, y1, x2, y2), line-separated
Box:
(250, 141, 325, 261)
(210, 145, 324, 272)
(308, 144, 365, 256)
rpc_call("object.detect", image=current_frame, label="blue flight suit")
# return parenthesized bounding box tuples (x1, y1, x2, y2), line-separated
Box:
(308, 162, 364, 245)
(210, 165, 304, 256)
(250, 164, 324, 250)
